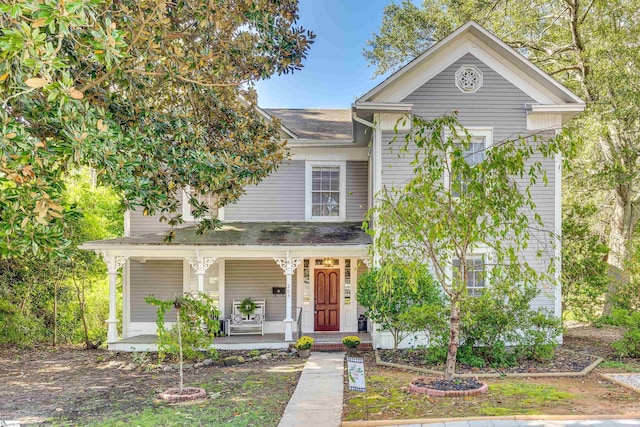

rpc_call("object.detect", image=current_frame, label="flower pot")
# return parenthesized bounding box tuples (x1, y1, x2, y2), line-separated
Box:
(298, 349, 310, 357)
(346, 347, 358, 357)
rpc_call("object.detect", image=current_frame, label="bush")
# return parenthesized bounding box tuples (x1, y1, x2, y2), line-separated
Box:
(458, 280, 560, 367)
(611, 309, 640, 357)
(357, 263, 442, 349)
(295, 336, 314, 350)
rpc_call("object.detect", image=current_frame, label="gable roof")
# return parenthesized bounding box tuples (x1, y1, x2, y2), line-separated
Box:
(266, 109, 352, 141)
(357, 21, 584, 108)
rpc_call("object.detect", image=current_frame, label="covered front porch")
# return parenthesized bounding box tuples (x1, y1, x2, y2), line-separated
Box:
(80, 222, 372, 351)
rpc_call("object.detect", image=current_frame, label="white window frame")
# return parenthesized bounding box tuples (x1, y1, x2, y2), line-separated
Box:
(443, 128, 493, 191)
(182, 186, 217, 222)
(449, 247, 492, 297)
(305, 161, 346, 222)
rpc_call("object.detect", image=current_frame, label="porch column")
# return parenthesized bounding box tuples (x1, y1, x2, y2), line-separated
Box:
(186, 253, 217, 293)
(274, 251, 302, 341)
(102, 252, 128, 344)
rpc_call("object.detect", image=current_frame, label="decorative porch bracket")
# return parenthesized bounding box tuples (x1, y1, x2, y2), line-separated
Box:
(186, 253, 217, 293)
(101, 252, 128, 344)
(274, 251, 302, 341)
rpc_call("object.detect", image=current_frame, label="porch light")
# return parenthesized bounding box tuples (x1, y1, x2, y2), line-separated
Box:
(323, 258, 334, 267)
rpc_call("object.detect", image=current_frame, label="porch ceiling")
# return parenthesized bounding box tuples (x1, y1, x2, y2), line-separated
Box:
(82, 221, 371, 249)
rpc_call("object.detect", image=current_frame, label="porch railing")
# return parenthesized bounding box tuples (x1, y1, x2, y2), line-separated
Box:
(296, 306, 302, 339)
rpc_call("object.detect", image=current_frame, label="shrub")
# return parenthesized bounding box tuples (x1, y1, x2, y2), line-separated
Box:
(357, 263, 442, 349)
(342, 336, 362, 348)
(295, 336, 314, 350)
(611, 309, 640, 357)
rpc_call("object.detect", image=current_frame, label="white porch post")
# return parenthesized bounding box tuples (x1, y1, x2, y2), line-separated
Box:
(274, 251, 302, 341)
(102, 252, 128, 344)
(186, 252, 217, 293)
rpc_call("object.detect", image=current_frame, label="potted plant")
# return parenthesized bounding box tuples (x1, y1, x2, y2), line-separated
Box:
(238, 297, 258, 317)
(342, 336, 361, 356)
(294, 336, 314, 357)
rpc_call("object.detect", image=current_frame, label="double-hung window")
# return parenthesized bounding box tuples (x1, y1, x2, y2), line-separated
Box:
(182, 186, 218, 222)
(305, 161, 346, 221)
(448, 128, 492, 195)
(452, 254, 486, 297)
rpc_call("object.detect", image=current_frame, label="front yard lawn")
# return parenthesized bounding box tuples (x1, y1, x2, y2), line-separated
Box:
(343, 353, 640, 421)
(0, 347, 303, 426)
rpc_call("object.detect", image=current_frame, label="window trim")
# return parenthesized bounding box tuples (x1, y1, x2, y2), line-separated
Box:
(450, 247, 491, 297)
(443, 127, 493, 192)
(182, 186, 217, 222)
(305, 161, 347, 222)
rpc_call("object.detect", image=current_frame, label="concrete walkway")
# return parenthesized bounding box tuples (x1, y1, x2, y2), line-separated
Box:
(278, 351, 345, 427)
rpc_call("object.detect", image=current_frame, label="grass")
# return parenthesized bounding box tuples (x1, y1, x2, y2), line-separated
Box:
(56, 363, 303, 427)
(344, 374, 577, 421)
(599, 360, 640, 372)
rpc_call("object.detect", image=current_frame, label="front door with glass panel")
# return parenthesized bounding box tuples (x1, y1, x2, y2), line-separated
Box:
(314, 269, 340, 331)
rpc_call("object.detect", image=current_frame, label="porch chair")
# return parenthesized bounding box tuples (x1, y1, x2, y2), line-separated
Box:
(227, 299, 266, 336)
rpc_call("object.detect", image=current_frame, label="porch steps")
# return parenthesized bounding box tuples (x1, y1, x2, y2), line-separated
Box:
(289, 342, 373, 352)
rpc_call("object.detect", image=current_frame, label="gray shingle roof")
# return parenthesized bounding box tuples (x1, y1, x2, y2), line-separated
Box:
(83, 222, 370, 247)
(266, 109, 352, 140)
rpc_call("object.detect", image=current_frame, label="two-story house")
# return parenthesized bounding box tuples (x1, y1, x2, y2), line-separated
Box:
(81, 21, 584, 351)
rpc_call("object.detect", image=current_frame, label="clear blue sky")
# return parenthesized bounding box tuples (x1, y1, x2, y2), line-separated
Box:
(254, 0, 395, 109)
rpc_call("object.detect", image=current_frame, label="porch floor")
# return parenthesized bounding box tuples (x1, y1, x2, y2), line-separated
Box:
(111, 332, 372, 352)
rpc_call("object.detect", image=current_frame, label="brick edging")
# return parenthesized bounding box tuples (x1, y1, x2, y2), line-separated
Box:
(374, 350, 603, 378)
(409, 376, 489, 397)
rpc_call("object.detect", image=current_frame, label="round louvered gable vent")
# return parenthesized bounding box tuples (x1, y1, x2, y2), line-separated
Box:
(455, 65, 483, 93)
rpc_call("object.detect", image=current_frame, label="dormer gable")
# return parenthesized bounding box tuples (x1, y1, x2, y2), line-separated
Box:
(355, 21, 584, 124)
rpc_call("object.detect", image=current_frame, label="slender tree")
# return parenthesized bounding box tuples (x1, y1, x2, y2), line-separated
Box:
(368, 114, 558, 380)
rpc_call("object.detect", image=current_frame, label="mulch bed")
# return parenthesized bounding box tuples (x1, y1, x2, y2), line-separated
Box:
(413, 377, 484, 391)
(378, 348, 598, 374)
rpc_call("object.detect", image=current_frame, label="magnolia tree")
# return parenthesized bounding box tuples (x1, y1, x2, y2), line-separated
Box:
(0, 0, 314, 256)
(367, 114, 560, 380)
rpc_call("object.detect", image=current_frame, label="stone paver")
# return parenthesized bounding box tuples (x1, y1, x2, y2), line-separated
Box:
(278, 351, 344, 427)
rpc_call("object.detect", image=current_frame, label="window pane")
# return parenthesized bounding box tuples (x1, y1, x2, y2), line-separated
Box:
(303, 260, 310, 305)
(453, 255, 485, 297)
(310, 166, 341, 217)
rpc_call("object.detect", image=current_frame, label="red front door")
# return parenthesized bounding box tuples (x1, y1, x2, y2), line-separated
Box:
(314, 269, 340, 331)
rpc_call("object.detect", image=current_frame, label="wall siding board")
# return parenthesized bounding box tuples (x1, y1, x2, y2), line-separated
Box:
(346, 161, 369, 221)
(225, 161, 306, 221)
(381, 53, 557, 314)
(130, 260, 182, 322)
(225, 260, 296, 321)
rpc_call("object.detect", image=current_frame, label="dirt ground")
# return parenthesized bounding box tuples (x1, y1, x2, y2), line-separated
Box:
(0, 347, 303, 426)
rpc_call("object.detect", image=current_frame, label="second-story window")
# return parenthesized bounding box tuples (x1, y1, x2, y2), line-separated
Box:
(182, 186, 218, 222)
(305, 161, 346, 221)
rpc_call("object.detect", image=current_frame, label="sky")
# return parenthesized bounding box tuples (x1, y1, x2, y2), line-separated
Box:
(254, 0, 396, 109)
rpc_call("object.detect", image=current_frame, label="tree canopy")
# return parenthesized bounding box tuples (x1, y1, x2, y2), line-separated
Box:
(1, 0, 314, 256)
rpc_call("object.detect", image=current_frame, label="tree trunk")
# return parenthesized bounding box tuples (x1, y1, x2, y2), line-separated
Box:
(73, 273, 92, 349)
(177, 309, 184, 392)
(603, 182, 639, 315)
(53, 279, 58, 347)
(444, 299, 460, 381)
